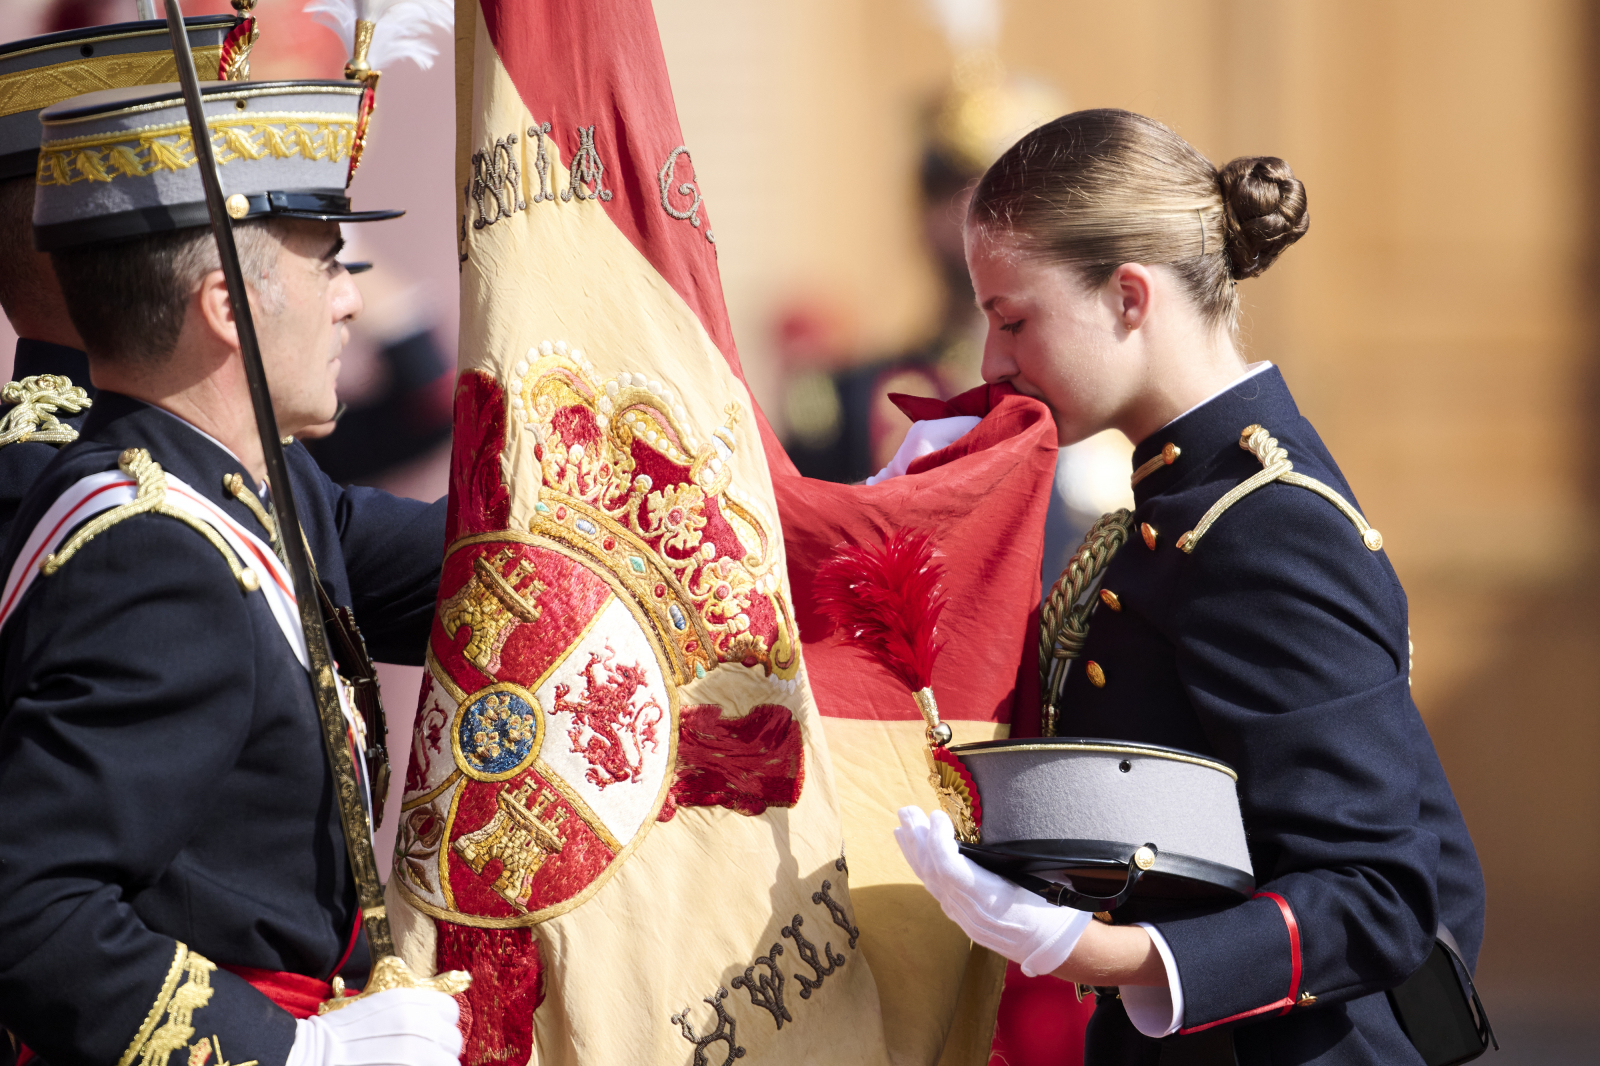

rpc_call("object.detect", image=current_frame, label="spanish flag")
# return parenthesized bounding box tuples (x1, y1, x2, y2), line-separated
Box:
(384, 3, 1060, 1064)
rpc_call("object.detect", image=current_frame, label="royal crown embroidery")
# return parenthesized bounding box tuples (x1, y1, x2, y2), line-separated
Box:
(508, 340, 797, 682)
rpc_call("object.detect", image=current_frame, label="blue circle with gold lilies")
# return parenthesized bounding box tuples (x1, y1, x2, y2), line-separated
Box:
(452, 682, 544, 782)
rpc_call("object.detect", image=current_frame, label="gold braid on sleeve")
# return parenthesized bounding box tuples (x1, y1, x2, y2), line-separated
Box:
(1039, 508, 1133, 735)
(43, 448, 261, 592)
(1176, 425, 1383, 554)
(117, 944, 227, 1066)
(0, 374, 91, 448)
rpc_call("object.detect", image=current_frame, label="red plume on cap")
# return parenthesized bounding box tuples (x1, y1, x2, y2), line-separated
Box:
(814, 528, 946, 692)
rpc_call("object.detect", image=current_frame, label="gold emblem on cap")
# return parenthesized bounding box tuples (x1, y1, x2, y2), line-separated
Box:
(225, 193, 250, 219)
(1140, 522, 1158, 550)
(1085, 661, 1106, 687)
(1099, 589, 1121, 612)
(1133, 846, 1156, 871)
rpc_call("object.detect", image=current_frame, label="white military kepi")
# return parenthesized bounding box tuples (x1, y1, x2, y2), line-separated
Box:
(0, 15, 242, 182)
(951, 736, 1256, 913)
(33, 79, 401, 252)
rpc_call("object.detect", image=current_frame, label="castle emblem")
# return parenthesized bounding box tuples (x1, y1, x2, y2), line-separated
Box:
(439, 547, 547, 676)
(453, 779, 569, 912)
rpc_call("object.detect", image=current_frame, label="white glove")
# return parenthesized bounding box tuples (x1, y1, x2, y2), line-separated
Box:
(895, 806, 1092, 977)
(285, 989, 462, 1066)
(864, 416, 982, 485)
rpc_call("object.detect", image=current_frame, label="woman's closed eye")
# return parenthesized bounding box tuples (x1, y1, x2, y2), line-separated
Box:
(999, 318, 1025, 336)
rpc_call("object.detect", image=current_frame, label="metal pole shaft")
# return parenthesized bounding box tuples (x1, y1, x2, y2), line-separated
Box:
(135, 1, 158, 20)
(162, 0, 395, 959)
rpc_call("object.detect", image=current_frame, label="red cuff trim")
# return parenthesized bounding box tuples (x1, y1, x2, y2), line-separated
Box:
(1255, 891, 1303, 1012)
(1179, 997, 1294, 1035)
(1176, 891, 1303, 1035)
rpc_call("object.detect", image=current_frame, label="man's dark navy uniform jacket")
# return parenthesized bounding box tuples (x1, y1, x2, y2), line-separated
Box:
(1058, 367, 1484, 1066)
(0, 393, 446, 1066)
(0, 339, 95, 544)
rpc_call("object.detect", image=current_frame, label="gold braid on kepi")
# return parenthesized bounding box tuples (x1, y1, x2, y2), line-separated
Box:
(1039, 508, 1133, 736)
(0, 374, 91, 448)
(43, 448, 260, 592)
(1176, 425, 1383, 554)
(0, 15, 241, 183)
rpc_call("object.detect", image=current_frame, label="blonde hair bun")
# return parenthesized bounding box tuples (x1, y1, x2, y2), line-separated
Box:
(1218, 156, 1310, 280)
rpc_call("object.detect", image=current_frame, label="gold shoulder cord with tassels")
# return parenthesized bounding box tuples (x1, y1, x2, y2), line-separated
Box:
(0, 375, 92, 448)
(1176, 424, 1382, 554)
(44, 448, 261, 591)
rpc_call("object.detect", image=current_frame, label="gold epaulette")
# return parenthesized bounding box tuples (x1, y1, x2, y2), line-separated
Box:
(43, 448, 261, 591)
(1176, 425, 1383, 554)
(0, 374, 92, 448)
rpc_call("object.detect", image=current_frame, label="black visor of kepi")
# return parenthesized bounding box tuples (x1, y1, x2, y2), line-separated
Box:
(0, 16, 242, 183)
(34, 80, 403, 252)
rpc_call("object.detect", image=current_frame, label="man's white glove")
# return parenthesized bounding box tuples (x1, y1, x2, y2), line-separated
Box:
(285, 988, 462, 1066)
(895, 806, 1092, 977)
(864, 416, 982, 485)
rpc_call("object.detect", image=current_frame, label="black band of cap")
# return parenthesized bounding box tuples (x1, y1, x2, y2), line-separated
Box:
(228, 189, 404, 224)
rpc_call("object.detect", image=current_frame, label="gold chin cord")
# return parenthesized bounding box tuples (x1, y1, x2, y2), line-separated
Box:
(160, 0, 467, 1010)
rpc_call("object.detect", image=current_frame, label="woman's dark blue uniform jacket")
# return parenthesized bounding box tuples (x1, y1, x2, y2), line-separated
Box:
(0, 393, 445, 1066)
(1059, 367, 1484, 1066)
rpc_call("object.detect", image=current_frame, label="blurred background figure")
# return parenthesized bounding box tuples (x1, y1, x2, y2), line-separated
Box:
(781, 0, 1055, 485)
(776, 0, 1134, 593)
(296, 242, 455, 487)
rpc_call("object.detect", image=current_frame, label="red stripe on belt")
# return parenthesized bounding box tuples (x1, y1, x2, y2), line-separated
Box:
(1178, 891, 1303, 1035)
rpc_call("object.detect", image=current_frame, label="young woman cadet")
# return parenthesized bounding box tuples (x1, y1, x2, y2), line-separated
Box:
(894, 109, 1485, 1066)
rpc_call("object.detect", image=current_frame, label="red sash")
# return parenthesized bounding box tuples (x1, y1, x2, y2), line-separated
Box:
(220, 909, 362, 1019)
(220, 966, 335, 1020)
